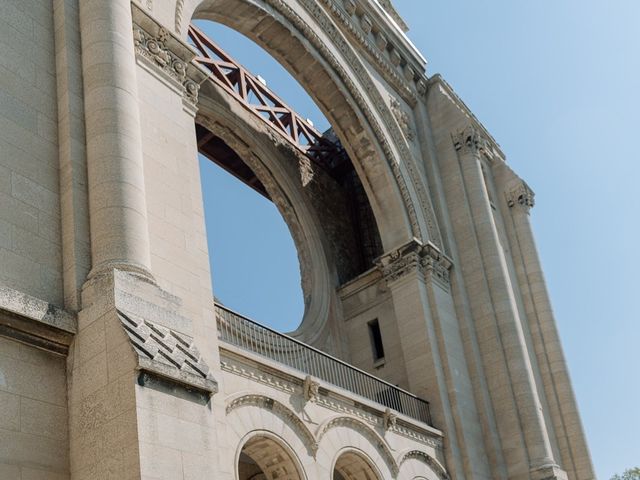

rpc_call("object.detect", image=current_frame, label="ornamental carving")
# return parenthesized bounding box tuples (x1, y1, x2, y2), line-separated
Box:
(132, 5, 204, 107)
(376, 240, 452, 287)
(303, 375, 320, 402)
(225, 394, 319, 455)
(452, 125, 490, 156)
(398, 450, 450, 480)
(383, 408, 398, 430)
(507, 181, 535, 210)
(390, 96, 416, 142)
(317, 416, 399, 475)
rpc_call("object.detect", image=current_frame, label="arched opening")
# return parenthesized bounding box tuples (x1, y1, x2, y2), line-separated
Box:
(191, 18, 384, 338)
(238, 434, 305, 480)
(333, 450, 381, 480)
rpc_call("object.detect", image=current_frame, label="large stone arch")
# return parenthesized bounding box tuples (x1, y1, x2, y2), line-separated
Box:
(177, 0, 440, 249)
(196, 90, 346, 347)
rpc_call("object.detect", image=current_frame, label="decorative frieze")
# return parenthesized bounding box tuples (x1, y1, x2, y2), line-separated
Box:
(507, 181, 535, 210)
(132, 4, 206, 108)
(376, 239, 452, 287)
(117, 310, 218, 396)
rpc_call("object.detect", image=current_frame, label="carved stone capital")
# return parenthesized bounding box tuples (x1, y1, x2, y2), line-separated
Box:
(376, 239, 452, 287)
(132, 4, 207, 108)
(507, 181, 535, 211)
(452, 125, 490, 157)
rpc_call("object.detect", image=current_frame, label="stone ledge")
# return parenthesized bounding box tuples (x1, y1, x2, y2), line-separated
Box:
(0, 285, 76, 355)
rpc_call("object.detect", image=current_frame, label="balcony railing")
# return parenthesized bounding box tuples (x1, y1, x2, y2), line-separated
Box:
(215, 303, 433, 426)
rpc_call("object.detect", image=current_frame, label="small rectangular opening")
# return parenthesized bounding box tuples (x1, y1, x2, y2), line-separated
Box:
(367, 319, 385, 362)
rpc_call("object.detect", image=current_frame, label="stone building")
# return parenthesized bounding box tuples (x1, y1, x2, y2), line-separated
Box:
(0, 0, 595, 479)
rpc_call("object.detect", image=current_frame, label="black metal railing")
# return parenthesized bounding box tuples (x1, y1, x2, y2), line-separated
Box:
(215, 303, 433, 426)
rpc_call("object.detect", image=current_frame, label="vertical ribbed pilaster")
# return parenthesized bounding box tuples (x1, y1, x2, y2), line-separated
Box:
(502, 177, 596, 480)
(453, 127, 561, 478)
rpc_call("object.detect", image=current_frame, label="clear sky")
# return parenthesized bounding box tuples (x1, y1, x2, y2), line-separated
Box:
(197, 2, 639, 478)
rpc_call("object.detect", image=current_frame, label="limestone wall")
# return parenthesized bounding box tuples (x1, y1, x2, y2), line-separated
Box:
(0, 1, 62, 305)
(0, 336, 69, 479)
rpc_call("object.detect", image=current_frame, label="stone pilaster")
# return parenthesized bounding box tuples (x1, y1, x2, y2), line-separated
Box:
(500, 176, 596, 480)
(79, 0, 153, 281)
(453, 126, 564, 479)
(377, 239, 493, 480)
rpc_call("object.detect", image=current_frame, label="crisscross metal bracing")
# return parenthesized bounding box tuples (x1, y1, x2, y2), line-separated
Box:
(188, 24, 341, 165)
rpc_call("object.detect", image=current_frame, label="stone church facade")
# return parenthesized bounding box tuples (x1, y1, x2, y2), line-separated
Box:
(0, 0, 595, 479)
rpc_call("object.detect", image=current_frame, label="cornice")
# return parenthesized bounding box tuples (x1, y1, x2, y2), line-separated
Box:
(132, 3, 208, 110)
(319, 0, 427, 106)
(0, 286, 76, 355)
(376, 238, 452, 288)
(219, 348, 444, 448)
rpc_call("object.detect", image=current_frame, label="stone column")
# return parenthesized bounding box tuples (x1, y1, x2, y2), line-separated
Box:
(503, 179, 595, 480)
(453, 127, 563, 478)
(79, 0, 153, 281)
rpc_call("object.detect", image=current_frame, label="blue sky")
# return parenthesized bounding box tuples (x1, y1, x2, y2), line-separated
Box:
(197, 2, 639, 477)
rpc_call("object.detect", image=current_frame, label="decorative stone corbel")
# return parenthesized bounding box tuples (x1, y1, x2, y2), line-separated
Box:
(303, 375, 320, 403)
(376, 31, 388, 51)
(507, 181, 535, 211)
(361, 15, 373, 35)
(344, 0, 356, 16)
(383, 408, 398, 431)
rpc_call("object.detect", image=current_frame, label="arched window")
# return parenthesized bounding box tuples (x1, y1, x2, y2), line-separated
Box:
(238, 434, 304, 480)
(333, 450, 381, 480)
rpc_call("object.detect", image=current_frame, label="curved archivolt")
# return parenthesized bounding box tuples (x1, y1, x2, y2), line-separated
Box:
(239, 433, 305, 480)
(333, 449, 381, 480)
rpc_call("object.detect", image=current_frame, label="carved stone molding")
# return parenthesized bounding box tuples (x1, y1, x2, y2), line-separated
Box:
(226, 394, 319, 455)
(452, 125, 490, 157)
(398, 450, 450, 480)
(117, 310, 218, 396)
(321, 0, 421, 105)
(507, 181, 535, 211)
(317, 416, 399, 475)
(376, 239, 452, 287)
(132, 4, 206, 108)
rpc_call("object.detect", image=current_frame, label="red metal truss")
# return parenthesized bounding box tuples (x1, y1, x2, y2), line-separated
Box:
(188, 24, 341, 166)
